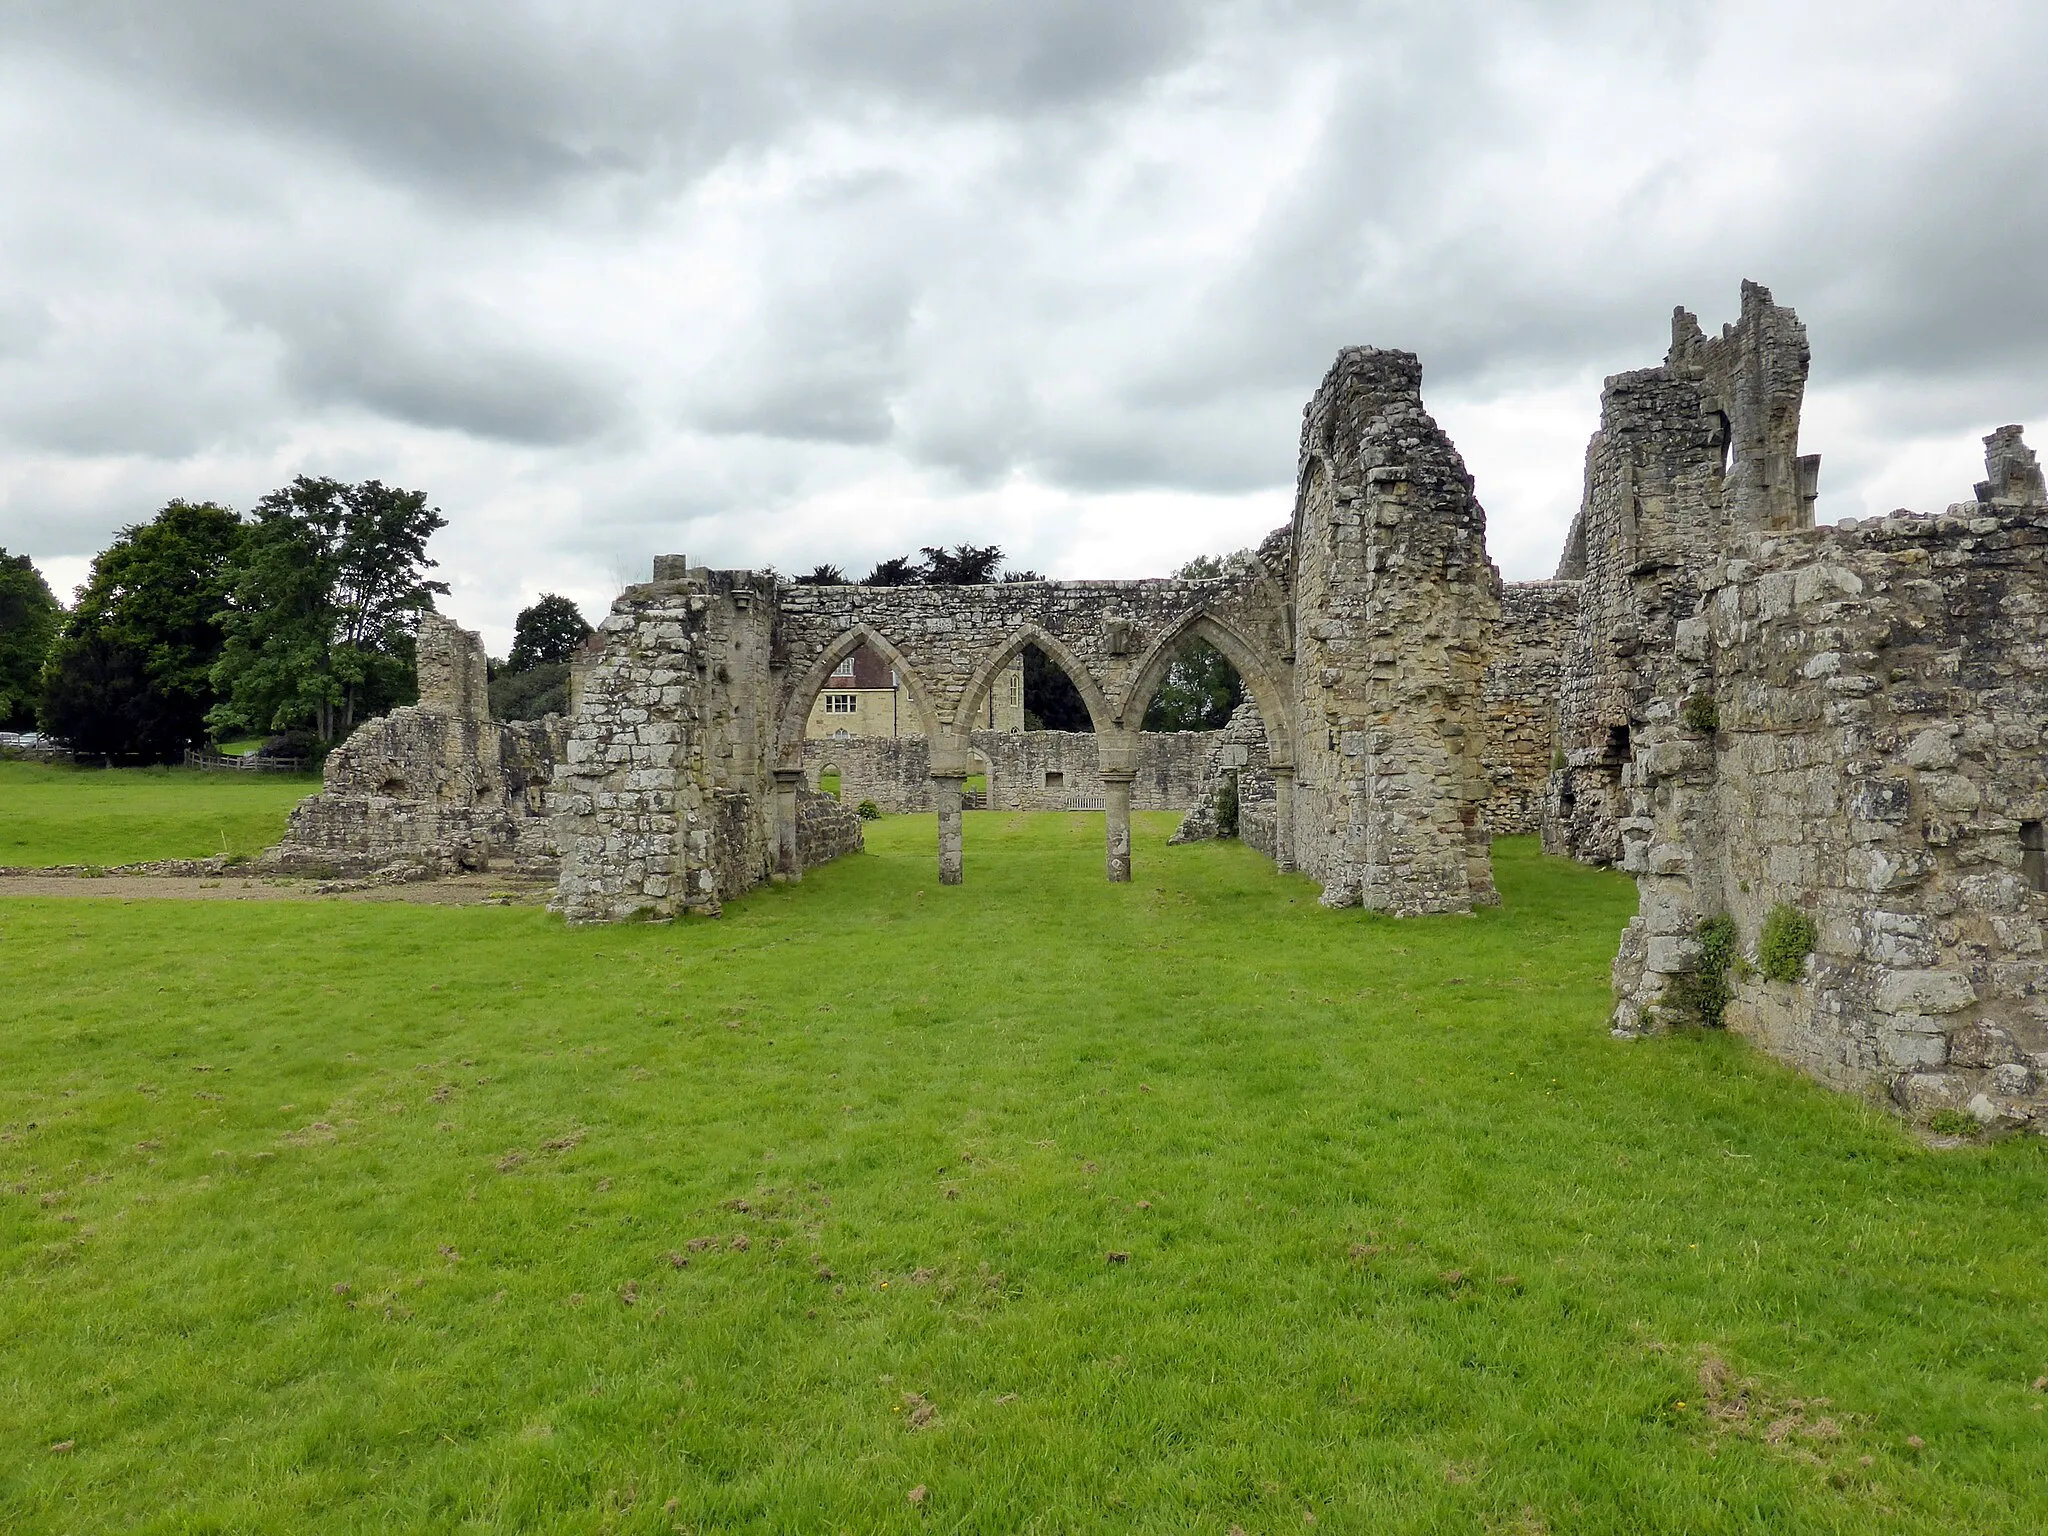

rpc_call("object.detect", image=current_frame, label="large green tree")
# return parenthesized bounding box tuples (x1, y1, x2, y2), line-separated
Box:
(0, 549, 61, 731)
(36, 502, 244, 758)
(507, 593, 592, 671)
(209, 478, 448, 747)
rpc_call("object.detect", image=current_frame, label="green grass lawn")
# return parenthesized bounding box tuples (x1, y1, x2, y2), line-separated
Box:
(0, 761, 317, 866)
(3, 812, 2046, 1533)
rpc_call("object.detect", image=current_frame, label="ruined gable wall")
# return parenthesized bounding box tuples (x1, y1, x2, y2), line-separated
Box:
(1547, 283, 1812, 866)
(1486, 580, 1580, 836)
(266, 613, 563, 878)
(1611, 483, 2048, 1130)
(1290, 347, 1501, 912)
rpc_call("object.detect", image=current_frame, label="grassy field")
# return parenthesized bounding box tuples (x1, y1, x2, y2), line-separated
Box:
(0, 761, 317, 867)
(3, 809, 2046, 1532)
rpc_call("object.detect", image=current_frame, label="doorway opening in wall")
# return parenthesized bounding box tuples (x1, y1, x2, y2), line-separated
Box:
(1142, 637, 1244, 732)
(1021, 643, 1093, 732)
(817, 764, 842, 799)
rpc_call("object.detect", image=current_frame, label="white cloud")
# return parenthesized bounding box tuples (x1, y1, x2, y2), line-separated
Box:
(2, 0, 2045, 652)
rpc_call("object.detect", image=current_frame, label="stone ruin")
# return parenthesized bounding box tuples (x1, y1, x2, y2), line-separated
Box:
(274, 283, 2048, 1131)
(1556, 283, 2048, 1132)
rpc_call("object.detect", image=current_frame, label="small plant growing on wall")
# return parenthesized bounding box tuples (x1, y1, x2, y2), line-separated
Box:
(1757, 903, 1817, 982)
(1663, 913, 1739, 1027)
(1681, 694, 1720, 734)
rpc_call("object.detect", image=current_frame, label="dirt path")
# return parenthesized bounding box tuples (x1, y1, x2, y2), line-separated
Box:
(0, 874, 550, 906)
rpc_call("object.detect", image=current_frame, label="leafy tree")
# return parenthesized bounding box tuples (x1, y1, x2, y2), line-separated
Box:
(209, 477, 448, 747)
(1175, 554, 1226, 580)
(794, 564, 849, 586)
(0, 549, 60, 730)
(508, 593, 592, 671)
(490, 661, 572, 721)
(1143, 637, 1244, 731)
(920, 544, 1005, 585)
(36, 503, 245, 758)
(861, 556, 919, 587)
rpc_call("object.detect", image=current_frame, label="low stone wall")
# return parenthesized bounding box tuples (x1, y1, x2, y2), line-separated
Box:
(797, 786, 864, 867)
(802, 729, 1218, 813)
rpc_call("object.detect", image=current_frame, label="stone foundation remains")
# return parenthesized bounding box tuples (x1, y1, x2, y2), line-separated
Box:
(265, 615, 566, 878)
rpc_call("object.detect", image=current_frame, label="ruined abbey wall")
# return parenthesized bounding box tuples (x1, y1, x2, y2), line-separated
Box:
(1290, 348, 1502, 912)
(1487, 581, 1580, 836)
(266, 615, 564, 878)
(1554, 282, 2048, 1133)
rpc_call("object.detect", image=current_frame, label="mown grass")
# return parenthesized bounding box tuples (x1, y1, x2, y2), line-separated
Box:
(2, 812, 2046, 1533)
(0, 761, 316, 867)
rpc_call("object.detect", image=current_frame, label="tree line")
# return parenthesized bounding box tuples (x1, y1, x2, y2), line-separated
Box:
(0, 479, 591, 762)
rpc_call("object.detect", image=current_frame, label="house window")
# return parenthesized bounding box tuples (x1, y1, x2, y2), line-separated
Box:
(825, 693, 858, 714)
(832, 657, 856, 679)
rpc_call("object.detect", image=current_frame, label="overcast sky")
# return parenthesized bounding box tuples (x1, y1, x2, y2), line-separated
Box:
(2, 1, 2044, 651)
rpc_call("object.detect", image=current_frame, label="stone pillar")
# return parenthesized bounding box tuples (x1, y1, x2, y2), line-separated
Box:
(1270, 765, 1296, 873)
(933, 775, 965, 885)
(1103, 771, 1134, 883)
(773, 769, 804, 880)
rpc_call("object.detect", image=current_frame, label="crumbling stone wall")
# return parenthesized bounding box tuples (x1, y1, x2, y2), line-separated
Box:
(797, 786, 865, 867)
(549, 568, 784, 921)
(1612, 449, 2048, 1129)
(1290, 347, 1501, 912)
(1170, 700, 1278, 857)
(266, 614, 565, 878)
(1547, 282, 1816, 865)
(802, 729, 1218, 813)
(1487, 581, 1580, 836)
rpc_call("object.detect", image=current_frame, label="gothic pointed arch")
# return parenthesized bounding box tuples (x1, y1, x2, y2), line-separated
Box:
(1120, 608, 1294, 768)
(956, 624, 1115, 736)
(775, 623, 938, 767)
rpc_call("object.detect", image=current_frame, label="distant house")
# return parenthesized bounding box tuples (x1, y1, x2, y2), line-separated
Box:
(804, 642, 1023, 739)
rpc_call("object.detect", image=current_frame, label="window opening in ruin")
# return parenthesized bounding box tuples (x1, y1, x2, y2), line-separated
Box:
(2023, 821, 2047, 893)
(377, 777, 408, 798)
(1045, 770, 1064, 788)
(1143, 636, 1244, 732)
(1020, 642, 1092, 732)
(1712, 410, 1732, 476)
(1605, 725, 1631, 762)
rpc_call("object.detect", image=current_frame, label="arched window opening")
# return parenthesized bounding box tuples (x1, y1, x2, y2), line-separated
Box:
(1021, 642, 1093, 732)
(1143, 637, 1244, 731)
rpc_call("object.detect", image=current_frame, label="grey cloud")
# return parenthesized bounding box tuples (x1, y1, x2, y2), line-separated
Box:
(223, 275, 618, 445)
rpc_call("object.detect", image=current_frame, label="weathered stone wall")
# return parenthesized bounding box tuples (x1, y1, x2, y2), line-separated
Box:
(1487, 581, 1579, 836)
(1611, 472, 2048, 1130)
(1290, 347, 1502, 912)
(796, 785, 864, 868)
(266, 614, 565, 877)
(1547, 282, 1815, 865)
(1170, 700, 1278, 856)
(549, 570, 783, 921)
(802, 730, 1218, 813)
